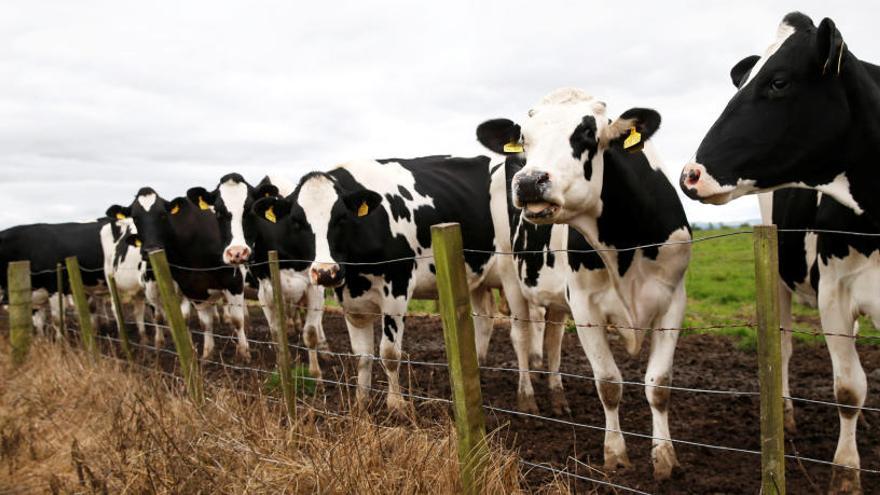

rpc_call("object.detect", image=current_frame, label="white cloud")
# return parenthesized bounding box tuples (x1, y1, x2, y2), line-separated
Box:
(1, 1, 878, 228)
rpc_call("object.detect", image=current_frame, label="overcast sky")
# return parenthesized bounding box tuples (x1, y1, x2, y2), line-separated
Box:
(2, 1, 878, 228)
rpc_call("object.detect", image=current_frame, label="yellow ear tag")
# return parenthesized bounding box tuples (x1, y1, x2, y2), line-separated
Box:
(134, 239, 142, 248)
(623, 127, 642, 150)
(503, 141, 524, 153)
(115, 213, 126, 220)
(170, 204, 180, 215)
(198, 196, 210, 210)
(265, 206, 277, 223)
(357, 201, 369, 217)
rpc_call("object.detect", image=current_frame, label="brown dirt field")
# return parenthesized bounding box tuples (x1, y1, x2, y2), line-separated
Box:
(60, 308, 880, 493)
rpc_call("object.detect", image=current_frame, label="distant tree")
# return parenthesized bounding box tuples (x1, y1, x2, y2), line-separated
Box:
(707, 222, 715, 230)
(691, 223, 703, 231)
(739, 222, 750, 229)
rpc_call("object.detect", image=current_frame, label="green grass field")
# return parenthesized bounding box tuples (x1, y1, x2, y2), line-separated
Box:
(323, 227, 878, 349)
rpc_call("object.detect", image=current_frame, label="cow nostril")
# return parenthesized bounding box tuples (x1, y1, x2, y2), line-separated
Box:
(686, 168, 701, 185)
(536, 172, 550, 186)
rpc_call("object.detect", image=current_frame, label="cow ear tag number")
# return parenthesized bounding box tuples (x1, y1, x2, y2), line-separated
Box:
(357, 201, 369, 217)
(623, 127, 642, 151)
(265, 206, 277, 223)
(170, 204, 181, 215)
(198, 196, 210, 210)
(503, 140, 524, 153)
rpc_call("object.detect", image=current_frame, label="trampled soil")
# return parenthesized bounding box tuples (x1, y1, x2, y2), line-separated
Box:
(90, 309, 880, 494)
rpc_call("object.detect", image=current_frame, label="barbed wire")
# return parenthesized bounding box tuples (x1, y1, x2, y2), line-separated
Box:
(519, 460, 652, 495)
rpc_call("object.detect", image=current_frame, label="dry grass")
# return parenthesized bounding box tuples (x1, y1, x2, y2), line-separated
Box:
(0, 338, 571, 494)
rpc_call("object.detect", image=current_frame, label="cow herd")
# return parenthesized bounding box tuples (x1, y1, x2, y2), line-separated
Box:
(1, 12, 877, 493)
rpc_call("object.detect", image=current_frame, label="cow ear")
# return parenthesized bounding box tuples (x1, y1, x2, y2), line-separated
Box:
(125, 233, 143, 249)
(106, 205, 132, 220)
(254, 183, 279, 199)
(342, 190, 382, 218)
(186, 187, 216, 211)
(253, 197, 291, 224)
(601, 108, 661, 152)
(476, 119, 523, 155)
(730, 55, 760, 87)
(817, 18, 846, 76)
(165, 197, 189, 216)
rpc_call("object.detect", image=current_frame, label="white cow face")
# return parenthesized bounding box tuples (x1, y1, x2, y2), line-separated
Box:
(477, 88, 661, 224)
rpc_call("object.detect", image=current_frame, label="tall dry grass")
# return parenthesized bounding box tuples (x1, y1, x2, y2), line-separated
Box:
(0, 339, 570, 494)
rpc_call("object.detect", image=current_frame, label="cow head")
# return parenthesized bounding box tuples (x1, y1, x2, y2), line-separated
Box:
(681, 12, 854, 206)
(106, 187, 171, 257)
(252, 172, 382, 288)
(187, 173, 264, 265)
(477, 88, 661, 224)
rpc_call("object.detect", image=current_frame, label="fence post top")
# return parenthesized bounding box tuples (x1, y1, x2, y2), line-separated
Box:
(431, 222, 461, 231)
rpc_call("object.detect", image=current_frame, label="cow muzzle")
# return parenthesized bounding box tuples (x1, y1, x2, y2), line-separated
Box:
(512, 170, 560, 222)
(679, 162, 738, 205)
(224, 245, 252, 265)
(310, 262, 344, 288)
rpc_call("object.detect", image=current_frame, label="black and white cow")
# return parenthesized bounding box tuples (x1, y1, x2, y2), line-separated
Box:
(99, 217, 150, 343)
(0, 221, 108, 336)
(680, 14, 880, 490)
(106, 187, 249, 360)
(186, 173, 328, 379)
(478, 88, 691, 480)
(250, 157, 506, 411)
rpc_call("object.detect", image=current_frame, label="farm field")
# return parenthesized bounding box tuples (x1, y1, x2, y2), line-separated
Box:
(3, 227, 880, 494)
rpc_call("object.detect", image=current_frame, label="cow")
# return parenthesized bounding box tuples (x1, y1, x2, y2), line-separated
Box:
(99, 216, 150, 343)
(106, 187, 250, 361)
(185, 173, 329, 380)
(477, 87, 691, 480)
(0, 221, 108, 336)
(250, 157, 512, 412)
(679, 14, 879, 489)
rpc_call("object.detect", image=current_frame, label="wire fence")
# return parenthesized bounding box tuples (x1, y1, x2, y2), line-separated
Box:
(9, 224, 880, 493)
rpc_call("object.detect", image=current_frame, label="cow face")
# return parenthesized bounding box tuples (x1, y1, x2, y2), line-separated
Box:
(187, 173, 266, 265)
(681, 13, 852, 206)
(106, 187, 171, 257)
(477, 88, 661, 224)
(253, 172, 382, 288)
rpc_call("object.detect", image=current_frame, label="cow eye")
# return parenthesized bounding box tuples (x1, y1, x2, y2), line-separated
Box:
(770, 78, 789, 91)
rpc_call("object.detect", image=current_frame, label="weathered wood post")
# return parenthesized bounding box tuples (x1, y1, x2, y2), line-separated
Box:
(269, 250, 297, 422)
(56, 263, 65, 336)
(431, 223, 488, 495)
(148, 250, 203, 405)
(65, 256, 97, 360)
(8, 261, 32, 365)
(107, 274, 134, 362)
(753, 225, 786, 494)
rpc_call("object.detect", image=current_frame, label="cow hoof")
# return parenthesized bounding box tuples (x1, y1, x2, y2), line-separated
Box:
(550, 388, 571, 416)
(236, 348, 251, 363)
(517, 393, 539, 415)
(386, 393, 408, 413)
(651, 442, 680, 481)
(529, 353, 543, 370)
(603, 449, 632, 472)
(784, 404, 797, 435)
(829, 466, 861, 495)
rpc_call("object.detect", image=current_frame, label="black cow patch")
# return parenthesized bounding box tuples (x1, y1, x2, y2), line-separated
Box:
(383, 314, 397, 342)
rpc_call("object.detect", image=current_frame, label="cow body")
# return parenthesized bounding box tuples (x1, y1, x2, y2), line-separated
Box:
(478, 88, 690, 480)
(99, 218, 149, 343)
(107, 188, 249, 360)
(0, 221, 107, 336)
(680, 13, 879, 490)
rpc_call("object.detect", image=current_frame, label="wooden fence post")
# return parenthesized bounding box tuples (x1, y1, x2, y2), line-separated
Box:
(107, 274, 134, 362)
(754, 225, 786, 494)
(56, 263, 65, 336)
(65, 256, 97, 360)
(431, 223, 488, 495)
(148, 250, 204, 405)
(268, 251, 297, 422)
(8, 261, 32, 365)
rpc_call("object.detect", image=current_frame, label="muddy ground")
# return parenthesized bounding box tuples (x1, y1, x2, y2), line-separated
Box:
(77, 308, 880, 494)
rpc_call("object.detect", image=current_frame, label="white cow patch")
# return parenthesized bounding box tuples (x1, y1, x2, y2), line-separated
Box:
(811, 173, 864, 215)
(218, 178, 250, 260)
(298, 175, 340, 265)
(740, 21, 796, 89)
(137, 193, 157, 211)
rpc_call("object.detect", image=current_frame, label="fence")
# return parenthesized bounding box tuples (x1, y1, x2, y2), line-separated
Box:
(6, 224, 880, 494)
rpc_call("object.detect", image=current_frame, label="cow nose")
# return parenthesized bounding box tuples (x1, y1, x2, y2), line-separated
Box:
(310, 262, 343, 287)
(679, 162, 705, 198)
(224, 246, 251, 264)
(514, 171, 551, 204)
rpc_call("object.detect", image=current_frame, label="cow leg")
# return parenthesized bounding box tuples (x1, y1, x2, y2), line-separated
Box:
(33, 305, 48, 339)
(48, 292, 63, 339)
(132, 295, 147, 345)
(470, 286, 495, 364)
(496, 265, 538, 413)
(571, 304, 629, 471)
(778, 283, 796, 434)
(529, 306, 545, 370)
(645, 282, 684, 481)
(224, 292, 249, 362)
(345, 310, 376, 406)
(380, 299, 408, 412)
(544, 307, 569, 415)
(303, 284, 326, 379)
(820, 288, 865, 495)
(194, 302, 216, 359)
